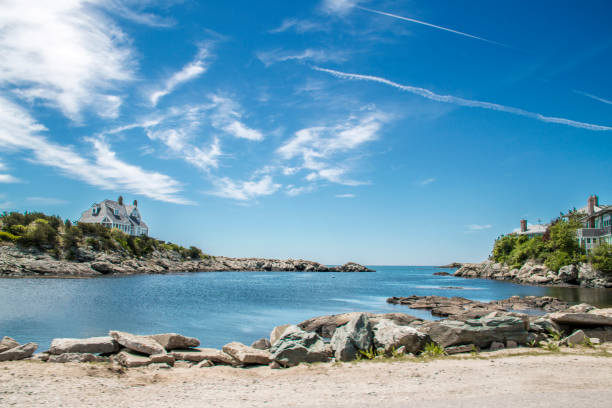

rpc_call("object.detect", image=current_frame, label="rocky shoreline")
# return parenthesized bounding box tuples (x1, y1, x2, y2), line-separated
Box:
(1, 295, 610, 370)
(453, 260, 612, 288)
(0, 244, 373, 278)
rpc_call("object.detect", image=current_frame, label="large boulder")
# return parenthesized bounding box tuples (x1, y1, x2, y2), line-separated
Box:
(0, 336, 20, 353)
(560, 330, 587, 346)
(49, 336, 119, 355)
(270, 324, 292, 345)
(171, 348, 238, 365)
(529, 317, 561, 334)
(372, 319, 430, 354)
(549, 308, 612, 327)
(330, 313, 373, 362)
(424, 312, 529, 348)
(48, 353, 108, 363)
(222, 342, 271, 365)
(251, 338, 271, 350)
(109, 331, 165, 355)
(269, 325, 330, 367)
(114, 350, 152, 368)
(299, 312, 420, 339)
(558, 265, 578, 283)
(0, 342, 37, 361)
(146, 333, 200, 351)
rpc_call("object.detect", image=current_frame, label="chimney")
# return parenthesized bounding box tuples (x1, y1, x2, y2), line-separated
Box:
(593, 195, 599, 207)
(133, 200, 138, 207)
(520, 219, 527, 233)
(588, 195, 594, 215)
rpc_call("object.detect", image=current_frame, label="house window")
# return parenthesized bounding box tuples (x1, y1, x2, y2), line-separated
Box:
(586, 238, 590, 243)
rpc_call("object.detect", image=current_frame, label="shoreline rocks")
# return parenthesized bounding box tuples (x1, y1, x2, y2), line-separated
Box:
(0, 245, 373, 278)
(453, 260, 611, 288)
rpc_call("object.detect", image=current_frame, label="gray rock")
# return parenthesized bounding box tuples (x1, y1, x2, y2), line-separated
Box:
(330, 313, 373, 362)
(299, 312, 421, 339)
(30, 352, 50, 362)
(560, 330, 587, 346)
(269, 360, 282, 369)
(583, 327, 612, 342)
(196, 359, 214, 368)
(171, 348, 238, 365)
(445, 344, 476, 355)
(114, 350, 151, 368)
(269, 325, 330, 367)
(372, 319, 430, 354)
(48, 353, 108, 363)
(490, 341, 505, 351)
(0, 342, 37, 361)
(566, 303, 596, 313)
(549, 308, 612, 327)
(529, 317, 561, 334)
(109, 331, 165, 355)
(251, 338, 271, 350)
(0, 336, 20, 353)
(49, 336, 119, 355)
(424, 312, 529, 348)
(222, 342, 271, 365)
(270, 324, 292, 346)
(506, 340, 518, 348)
(147, 333, 199, 351)
(558, 265, 578, 283)
(150, 353, 175, 365)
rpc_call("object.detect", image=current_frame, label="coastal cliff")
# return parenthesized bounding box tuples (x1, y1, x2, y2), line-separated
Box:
(0, 245, 373, 278)
(454, 260, 611, 288)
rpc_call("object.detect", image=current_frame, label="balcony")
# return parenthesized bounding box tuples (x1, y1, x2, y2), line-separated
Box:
(577, 225, 612, 238)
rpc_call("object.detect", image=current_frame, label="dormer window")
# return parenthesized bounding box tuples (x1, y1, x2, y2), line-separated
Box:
(114, 209, 119, 216)
(92, 208, 96, 215)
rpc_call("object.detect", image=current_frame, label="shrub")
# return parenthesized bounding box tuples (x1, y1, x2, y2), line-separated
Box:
(421, 342, 446, 357)
(590, 243, 612, 275)
(0, 231, 19, 242)
(20, 219, 59, 249)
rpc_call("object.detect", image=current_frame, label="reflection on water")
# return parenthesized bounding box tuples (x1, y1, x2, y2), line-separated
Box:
(0, 265, 610, 351)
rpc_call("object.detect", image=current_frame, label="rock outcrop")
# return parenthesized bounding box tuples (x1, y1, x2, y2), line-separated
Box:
(454, 260, 611, 288)
(330, 313, 373, 361)
(109, 331, 166, 355)
(298, 312, 423, 338)
(49, 336, 119, 355)
(0, 245, 373, 278)
(269, 325, 330, 367)
(372, 319, 430, 354)
(222, 342, 271, 365)
(0, 342, 37, 361)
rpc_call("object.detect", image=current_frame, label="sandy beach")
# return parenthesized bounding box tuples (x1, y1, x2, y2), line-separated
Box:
(1, 349, 611, 408)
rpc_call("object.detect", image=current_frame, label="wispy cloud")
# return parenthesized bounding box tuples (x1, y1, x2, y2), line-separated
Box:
(314, 67, 612, 131)
(256, 49, 347, 67)
(0, 174, 20, 183)
(209, 94, 264, 141)
(269, 18, 324, 34)
(467, 224, 492, 231)
(103, 0, 175, 28)
(210, 175, 281, 201)
(419, 177, 436, 186)
(335, 193, 355, 198)
(286, 185, 315, 197)
(321, 0, 362, 15)
(574, 90, 612, 106)
(277, 111, 388, 185)
(355, 6, 509, 48)
(150, 46, 212, 106)
(0, 96, 189, 204)
(0, 0, 134, 121)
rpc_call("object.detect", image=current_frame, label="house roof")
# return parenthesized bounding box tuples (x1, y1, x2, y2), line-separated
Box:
(511, 223, 548, 235)
(79, 199, 148, 229)
(576, 205, 612, 221)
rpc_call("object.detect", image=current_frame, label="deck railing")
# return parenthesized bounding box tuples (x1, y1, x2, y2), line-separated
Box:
(577, 225, 612, 238)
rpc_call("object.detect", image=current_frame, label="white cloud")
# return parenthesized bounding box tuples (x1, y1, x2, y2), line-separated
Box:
(256, 49, 347, 67)
(286, 185, 315, 197)
(574, 90, 612, 106)
(269, 19, 324, 34)
(0, 96, 189, 204)
(321, 0, 360, 14)
(467, 224, 493, 231)
(150, 46, 211, 106)
(0, 174, 20, 183)
(209, 94, 264, 141)
(0, 0, 134, 121)
(419, 177, 436, 186)
(210, 175, 281, 201)
(314, 67, 612, 131)
(335, 193, 355, 198)
(103, 0, 175, 27)
(277, 111, 387, 185)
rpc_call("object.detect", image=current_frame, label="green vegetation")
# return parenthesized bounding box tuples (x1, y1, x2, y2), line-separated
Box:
(420, 342, 446, 358)
(590, 243, 612, 275)
(0, 210, 209, 261)
(492, 216, 586, 270)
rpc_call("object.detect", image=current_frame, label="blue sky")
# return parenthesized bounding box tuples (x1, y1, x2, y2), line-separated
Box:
(0, 0, 610, 265)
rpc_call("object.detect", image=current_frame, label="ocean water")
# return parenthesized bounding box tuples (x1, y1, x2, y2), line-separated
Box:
(1, 266, 611, 351)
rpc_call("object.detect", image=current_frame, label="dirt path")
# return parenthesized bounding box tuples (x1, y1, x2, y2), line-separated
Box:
(1, 351, 611, 407)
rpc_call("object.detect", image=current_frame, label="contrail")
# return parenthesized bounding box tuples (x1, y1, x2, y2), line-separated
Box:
(313, 66, 612, 131)
(574, 90, 612, 106)
(356, 6, 510, 48)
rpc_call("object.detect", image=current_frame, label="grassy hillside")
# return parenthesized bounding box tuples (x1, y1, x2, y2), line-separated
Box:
(0, 211, 208, 261)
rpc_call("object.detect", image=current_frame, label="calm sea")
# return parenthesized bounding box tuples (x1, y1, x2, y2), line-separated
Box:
(1, 266, 610, 351)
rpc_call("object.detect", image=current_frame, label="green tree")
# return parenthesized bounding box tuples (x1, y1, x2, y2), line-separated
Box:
(590, 243, 612, 275)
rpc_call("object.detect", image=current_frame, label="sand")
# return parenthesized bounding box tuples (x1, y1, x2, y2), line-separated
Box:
(1, 349, 611, 407)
